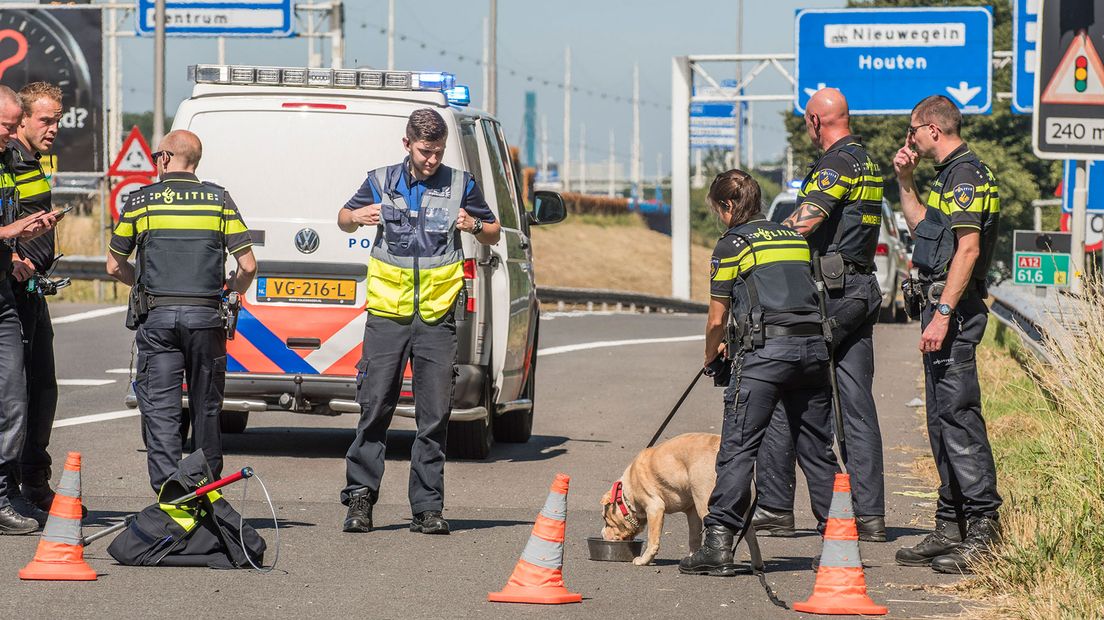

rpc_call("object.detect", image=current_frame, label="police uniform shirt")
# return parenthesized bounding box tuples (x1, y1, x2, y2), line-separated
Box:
(109, 172, 253, 259)
(343, 157, 496, 258)
(798, 135, 883, 268)
(0, 148, 18, 266)
(710, 219, 819, 327)
(9, 139, 54, 273)
(926, 143, 1000, 281)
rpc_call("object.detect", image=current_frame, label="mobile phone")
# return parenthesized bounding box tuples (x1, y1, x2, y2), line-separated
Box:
(55, 205, 74, 216)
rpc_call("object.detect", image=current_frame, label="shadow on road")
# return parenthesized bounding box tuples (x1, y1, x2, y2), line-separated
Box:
(370, 518, 533, 533)
(221, 427, 580, 463)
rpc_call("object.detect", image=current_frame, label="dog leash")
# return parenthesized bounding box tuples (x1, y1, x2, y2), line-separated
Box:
(646, 368, 704, 449)
(645, 366, 787, 609)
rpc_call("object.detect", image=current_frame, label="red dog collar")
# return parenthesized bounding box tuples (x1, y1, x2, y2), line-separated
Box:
(611, 481, 630, 517)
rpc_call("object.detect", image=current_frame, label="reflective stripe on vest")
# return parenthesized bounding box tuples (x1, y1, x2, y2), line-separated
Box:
(366, 166, 465, 322)
(134, 180, 229, 297)
(14, 168, 50, 199)
(722, 220, 821, 322)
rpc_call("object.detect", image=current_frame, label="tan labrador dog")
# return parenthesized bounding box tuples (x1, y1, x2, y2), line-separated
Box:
(601, 432, 720, 566)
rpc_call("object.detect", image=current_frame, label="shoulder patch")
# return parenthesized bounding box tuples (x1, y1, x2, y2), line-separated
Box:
(952, 183, 975, 209)
(815, 168, 839, 191)
(710, 257, 720, 279)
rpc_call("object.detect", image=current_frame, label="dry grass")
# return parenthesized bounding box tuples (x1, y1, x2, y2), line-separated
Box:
(530, 216, 714, 303)
(956, 289, 1104, 618)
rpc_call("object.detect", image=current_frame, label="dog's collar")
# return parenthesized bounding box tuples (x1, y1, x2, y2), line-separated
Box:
(610, 480, 641, 529)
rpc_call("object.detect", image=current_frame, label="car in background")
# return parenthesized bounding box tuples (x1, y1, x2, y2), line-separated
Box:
(767, 190, 911, 322)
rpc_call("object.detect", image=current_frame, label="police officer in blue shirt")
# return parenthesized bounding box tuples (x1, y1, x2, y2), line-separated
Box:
(337, 108, 500, 535)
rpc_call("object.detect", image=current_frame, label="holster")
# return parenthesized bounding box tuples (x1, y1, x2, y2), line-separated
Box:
(126, 285, 150, 331)
(818, 253, 846, 293)
(901, 277, 924, 320)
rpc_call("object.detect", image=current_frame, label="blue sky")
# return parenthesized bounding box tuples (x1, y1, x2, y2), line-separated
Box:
(80, 1, 846, 174)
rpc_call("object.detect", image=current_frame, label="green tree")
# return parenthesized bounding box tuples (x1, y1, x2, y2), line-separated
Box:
(121, 112, 173, 143)
(689, 148, 782, 245)
(785, 0, 1062, 265)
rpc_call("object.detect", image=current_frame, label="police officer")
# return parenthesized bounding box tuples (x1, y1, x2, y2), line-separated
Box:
(337, 108, 500, 535)
(893, 95, 1001, 574)
(0, 85, 58, 534)
(679, 170, 838, 576)
(9, 83, 63, 516)
(753, 88, 886, 541)
(106, 130, 257, 492)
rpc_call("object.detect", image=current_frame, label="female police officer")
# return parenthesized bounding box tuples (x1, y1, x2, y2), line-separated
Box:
(679, 170, 839, 576)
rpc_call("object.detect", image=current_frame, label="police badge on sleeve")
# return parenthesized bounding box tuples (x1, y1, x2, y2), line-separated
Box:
(952, 183, 975, 209)
(815, 169, 839, 191)
(710, 257, 720, 279)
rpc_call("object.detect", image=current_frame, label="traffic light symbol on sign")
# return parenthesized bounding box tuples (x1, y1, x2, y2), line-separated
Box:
(1041, 31, 1104, 104)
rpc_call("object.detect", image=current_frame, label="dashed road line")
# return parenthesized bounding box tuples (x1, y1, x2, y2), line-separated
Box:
(57, 379, 116, 387)
(52, 306, 127, 325)
(53, 409, 139, 429)
(538, 335, 703, 357)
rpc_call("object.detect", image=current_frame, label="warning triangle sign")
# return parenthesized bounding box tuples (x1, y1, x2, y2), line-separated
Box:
(1042, 30, 1104, 105)
(109, 126, 156, 176)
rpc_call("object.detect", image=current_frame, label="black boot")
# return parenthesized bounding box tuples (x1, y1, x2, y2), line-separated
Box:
(856, 515, 887, 542)
(752, 507, 795, 537)
(678, 525, 738, 576)
(931, 517, 1001, 575)
(10, 494, 47, 528)
(410, 511, 450, 535)
(895, 518, 964, 566)
(342, 489, 374, 533)
(0, 505, 38, 535)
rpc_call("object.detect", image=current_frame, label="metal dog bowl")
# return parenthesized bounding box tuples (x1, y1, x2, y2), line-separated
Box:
(586, 537, 644, 562)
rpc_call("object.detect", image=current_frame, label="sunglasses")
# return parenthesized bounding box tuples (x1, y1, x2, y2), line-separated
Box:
(150, 150, 173, 162)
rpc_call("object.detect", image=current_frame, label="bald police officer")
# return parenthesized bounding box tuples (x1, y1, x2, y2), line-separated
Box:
(107, 130, 257, 492)
(754, 88, 886, 542)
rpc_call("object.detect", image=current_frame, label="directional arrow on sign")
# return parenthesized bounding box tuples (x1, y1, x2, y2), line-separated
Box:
(803, 82, 828, 98)
(946, 81, 983, 105)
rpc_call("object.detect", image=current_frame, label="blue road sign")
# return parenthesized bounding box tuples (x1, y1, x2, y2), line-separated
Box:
(690, 102, 736, 150)
(136, 0, 293, 37)
(1012, 0, 1039, 114)
(1062, 160, 1104, 213)
(795, 7, 992, 115)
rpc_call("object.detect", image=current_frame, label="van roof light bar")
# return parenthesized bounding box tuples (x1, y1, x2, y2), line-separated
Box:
(188, 65, 456, 93)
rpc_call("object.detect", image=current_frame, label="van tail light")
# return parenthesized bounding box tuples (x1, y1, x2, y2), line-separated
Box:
(462, 259, 477, 313)
(875, 243, 889, 256)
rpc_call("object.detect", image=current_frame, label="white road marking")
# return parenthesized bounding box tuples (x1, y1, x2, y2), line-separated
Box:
(57, 379, 115, 386)
(538, 335, 704, 357)
(105, 368, 132, 374)
(52, 306, 127, 325)
(53, 409, 139, 429)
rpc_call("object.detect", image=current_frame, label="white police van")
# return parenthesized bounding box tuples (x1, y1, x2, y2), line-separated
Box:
(137, 65, 566, 459)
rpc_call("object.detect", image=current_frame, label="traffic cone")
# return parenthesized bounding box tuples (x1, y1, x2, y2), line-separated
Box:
(488, 473, 582, 605)
(793, 474, 886, 616)
(19, 452, 96, 581)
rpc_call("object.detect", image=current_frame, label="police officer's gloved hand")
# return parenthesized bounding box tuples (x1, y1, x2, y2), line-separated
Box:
(704, 355, 732, 387)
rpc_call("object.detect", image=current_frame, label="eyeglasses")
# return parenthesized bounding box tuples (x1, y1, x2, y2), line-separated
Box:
(906, 123, 938, 137)
(150, 150, 173, 163)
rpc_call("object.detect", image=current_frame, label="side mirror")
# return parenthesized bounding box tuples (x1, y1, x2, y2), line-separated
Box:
(529, 190, 567, 226)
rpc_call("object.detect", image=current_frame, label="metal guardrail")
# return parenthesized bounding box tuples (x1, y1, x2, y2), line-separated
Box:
(55, 256, 710, 314)
(988, 283, 1088, 364)
(537, 286, 708, 314)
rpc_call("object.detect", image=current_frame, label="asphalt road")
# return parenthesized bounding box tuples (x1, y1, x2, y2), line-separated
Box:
(0, 305, 969, 618)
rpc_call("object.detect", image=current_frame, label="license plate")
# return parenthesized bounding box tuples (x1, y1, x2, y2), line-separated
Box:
(256, 277, 356, 305)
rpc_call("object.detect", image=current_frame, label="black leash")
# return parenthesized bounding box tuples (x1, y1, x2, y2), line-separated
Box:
(644, 365, 786, 609)
(646, 367, 704, 449)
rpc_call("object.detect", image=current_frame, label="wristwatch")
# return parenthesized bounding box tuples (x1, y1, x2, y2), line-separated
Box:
(470, 217, 484, 235)
(936, 303, 954, 317)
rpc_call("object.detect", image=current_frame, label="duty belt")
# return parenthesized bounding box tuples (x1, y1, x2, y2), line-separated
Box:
(920, 279, 987, 304)
(763, 323, 823, 338)
(148, 295, 221, 309)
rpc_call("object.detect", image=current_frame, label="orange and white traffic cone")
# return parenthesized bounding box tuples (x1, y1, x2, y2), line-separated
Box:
(793, 473, 886, 616)
(488, 473, 582, 605)
(19, 452, 96, 581)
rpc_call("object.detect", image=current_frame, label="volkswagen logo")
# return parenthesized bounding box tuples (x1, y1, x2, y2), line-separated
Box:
(295, 228, 320, 254)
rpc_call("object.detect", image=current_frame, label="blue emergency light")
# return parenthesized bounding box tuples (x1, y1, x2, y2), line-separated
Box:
(787, 179, 803, 190)
(446, 85, 471, 106)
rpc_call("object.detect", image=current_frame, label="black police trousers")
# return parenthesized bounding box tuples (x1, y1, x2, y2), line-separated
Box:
(704, 335, 839, 533)
(755, 272, 885, 517)
(343, 311, 457, 515)
(134, 306, 226, 492)
(921, 297, 1001, 523)
(14, 287, 57, 489)
(0, 279, 27, 509)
